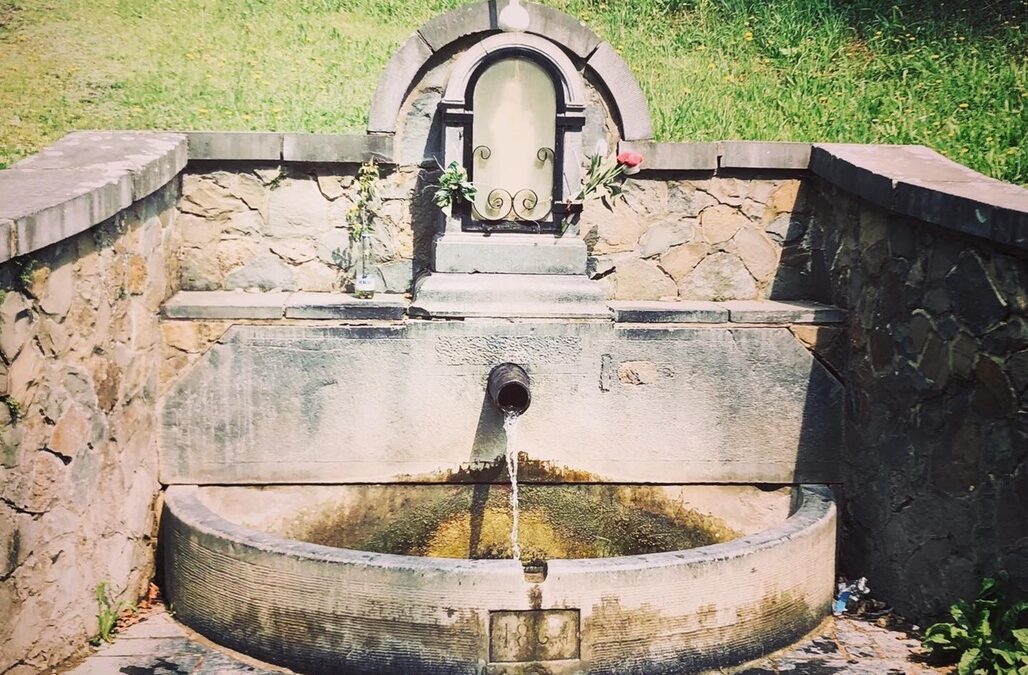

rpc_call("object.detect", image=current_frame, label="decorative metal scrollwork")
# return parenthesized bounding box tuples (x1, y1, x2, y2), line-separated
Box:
(477, 188, 550, 222)
(470, 146, 555, 223)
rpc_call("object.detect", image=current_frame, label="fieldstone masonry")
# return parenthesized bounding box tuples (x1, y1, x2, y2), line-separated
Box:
(812, 182, 1028, 619)
(176, 165, 424, 295)
(581, 176, 815, 302)
(0, 183, 180, 673)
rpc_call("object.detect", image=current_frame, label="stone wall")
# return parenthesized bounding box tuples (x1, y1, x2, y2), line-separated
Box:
(580, 174, 818, 302)
(0, 183, 181, 673)
(176, 165, 426, 295)
(813, 181, 1028, 619)
(174, 167, 821, 303)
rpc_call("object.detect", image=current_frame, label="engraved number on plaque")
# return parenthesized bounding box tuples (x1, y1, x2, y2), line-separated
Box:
(489, 610, 581, 662)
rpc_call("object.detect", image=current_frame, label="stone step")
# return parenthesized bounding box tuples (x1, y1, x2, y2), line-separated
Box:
(409, 272, 611, 319)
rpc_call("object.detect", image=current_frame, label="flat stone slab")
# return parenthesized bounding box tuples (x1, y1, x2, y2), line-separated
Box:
(811, 143, 1028, 251)
(434, 233, 588, 275)
(159, 321, 842, 484)
(618, 140, 719, 171)
(0, 131, 186, 262)
(285, 292, 407, 320)
(611, 300, 845, 324)
(163, 291, 409, 321)
(610, 300, 729, 323)
(163, 291, 288, 320)
(410, 273, 611, 319)
(723, 300, 847, 324)
(63, 608, 946, 675)
(720, 141, 812, 170)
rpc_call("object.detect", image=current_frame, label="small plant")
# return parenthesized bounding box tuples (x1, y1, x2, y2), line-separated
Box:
(1, 395, 22, 423)
(14, 259, 38, 288)
(91, 582, 133, 645)
(346, 159, 379, 242)
(922, 572, 1028, 675)
(432, 161, 477, 209)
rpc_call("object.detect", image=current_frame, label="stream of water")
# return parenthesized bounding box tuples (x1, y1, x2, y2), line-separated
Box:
(503, 412, 522, 560)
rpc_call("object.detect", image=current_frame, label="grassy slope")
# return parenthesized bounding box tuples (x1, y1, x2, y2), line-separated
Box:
(0, 0, 1024, 184)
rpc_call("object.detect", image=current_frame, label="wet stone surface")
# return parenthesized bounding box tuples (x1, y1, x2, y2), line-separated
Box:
(63, 607, 951, 675)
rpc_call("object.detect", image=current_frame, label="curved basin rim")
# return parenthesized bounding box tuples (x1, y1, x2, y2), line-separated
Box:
(163, 484, 835, 573)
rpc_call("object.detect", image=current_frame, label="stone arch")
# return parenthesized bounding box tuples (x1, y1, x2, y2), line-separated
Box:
(441, 32, 586, 111)
(367, 0, 654, 142)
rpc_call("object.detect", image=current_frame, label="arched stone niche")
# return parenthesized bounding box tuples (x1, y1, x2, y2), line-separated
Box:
(439, 32, 586, 234)
(370, 1, 654, 169)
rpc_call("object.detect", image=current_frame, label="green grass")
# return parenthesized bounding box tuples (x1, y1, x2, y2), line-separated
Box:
(0, 0, 1025, 183)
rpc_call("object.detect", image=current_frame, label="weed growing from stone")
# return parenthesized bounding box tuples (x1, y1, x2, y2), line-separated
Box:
(1, 395, 22, 423)
(14, 259, 37, 288)
(922, 572, 1028, 674)
(91, 582, 133, 646)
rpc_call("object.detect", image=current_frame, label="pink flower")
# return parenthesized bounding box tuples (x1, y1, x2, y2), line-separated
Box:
(617, 151, 644, 174)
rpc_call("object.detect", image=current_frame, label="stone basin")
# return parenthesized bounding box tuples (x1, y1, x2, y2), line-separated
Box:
(161, 483, 836, 674)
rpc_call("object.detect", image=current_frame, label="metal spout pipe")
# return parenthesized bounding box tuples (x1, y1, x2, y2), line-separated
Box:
(488, 363, 531, 415)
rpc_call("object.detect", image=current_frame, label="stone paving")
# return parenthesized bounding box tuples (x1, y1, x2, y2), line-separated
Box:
(60, 604, 952, 675)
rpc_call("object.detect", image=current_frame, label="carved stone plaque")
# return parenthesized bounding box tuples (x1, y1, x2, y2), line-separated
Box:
(489, 610, 581, 663)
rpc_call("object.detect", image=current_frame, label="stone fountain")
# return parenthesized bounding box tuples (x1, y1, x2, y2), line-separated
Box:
(3, 0, 1027, 671)
(156, 3, 842, 673)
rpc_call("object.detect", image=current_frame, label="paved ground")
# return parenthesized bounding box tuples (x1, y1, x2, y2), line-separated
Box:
(62, 606, 950, 675)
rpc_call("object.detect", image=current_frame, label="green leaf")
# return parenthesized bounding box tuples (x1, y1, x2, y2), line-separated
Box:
(958, 647, 982, 675)
(953, 600, 974, 627)
(1012, 629, 1028, 649)
(994, 647, 1017, 666)
(981, 609, 994, 640)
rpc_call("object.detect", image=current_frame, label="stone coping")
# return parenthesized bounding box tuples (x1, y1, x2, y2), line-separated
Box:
(610, 300, 846, 324)
(618, 140, 812, 171)
(811, 143, 1028, 251)
(162, 290, 408, 321)
(0, 131, 186, 263)
(185, 132, 395, 164)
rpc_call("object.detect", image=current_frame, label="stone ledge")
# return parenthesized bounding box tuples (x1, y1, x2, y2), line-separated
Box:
(610, 301, 728, 323)
(434, 232, 587, 275)
(722, 300, 846, 324)
(618, 140, 813, 173)
(0, 131, 186, 263)
(185, 132, 397, 164)
(720, 141, 812, 170)
(186, 132, 284, 161)
(619, 141, 719, 171)
(410, 272, 611, 319)
(611, 300, 845, 324)
(162, 291, 408, 321)
(281, 134, 394, 164)
(285, 292, 407, 320)
(811, 143, 1028, 251)
(163, 291, 288, 320)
